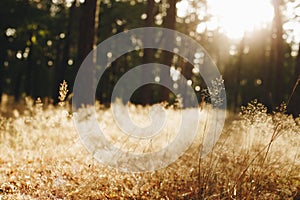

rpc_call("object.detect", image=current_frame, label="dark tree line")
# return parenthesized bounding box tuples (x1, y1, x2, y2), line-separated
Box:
(0, 0, 299, 115)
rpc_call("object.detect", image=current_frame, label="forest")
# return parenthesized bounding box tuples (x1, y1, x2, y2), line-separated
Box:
(0, 0, 299, 114)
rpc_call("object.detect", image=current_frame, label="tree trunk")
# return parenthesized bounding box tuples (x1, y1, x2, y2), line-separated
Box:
(233, 37, 245, 112)
(75, 0, 100, 106)
(93, 0, 101, 64)
(272, 0, 284, 106)
(14, 72, 22, 101)
(163, 1, 176, 72)
(0, 66, 3, 103)
(287, 43, 300, 116)
(53, 39, 64, 102)
(25, 31, 33, 98)
(53, 1, 76, 103)
(0, 34, 4, 103)
(265, 33, 274, 109)
(160, 0, 177, 103)
(0, 50, 4, 103)
(78, 0, 97, 65)
(141, 0, 156, 105)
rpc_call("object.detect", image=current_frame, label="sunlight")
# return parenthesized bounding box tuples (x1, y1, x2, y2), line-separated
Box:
(177, 0, 274, 40)
(283, 0, 300, 56)
(176, 0, 190, 18)
(207, 0, 274, 39)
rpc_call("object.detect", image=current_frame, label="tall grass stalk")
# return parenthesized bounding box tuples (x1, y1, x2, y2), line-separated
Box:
(287, 74, 300, 106)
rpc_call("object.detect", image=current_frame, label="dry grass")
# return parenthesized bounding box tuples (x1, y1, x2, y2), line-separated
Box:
(0, 97, 299, 199)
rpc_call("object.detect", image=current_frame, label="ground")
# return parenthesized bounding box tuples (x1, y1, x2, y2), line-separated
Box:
(0, 98, 299, 199)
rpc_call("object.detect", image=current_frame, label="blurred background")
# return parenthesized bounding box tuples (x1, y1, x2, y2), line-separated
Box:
(0, 0, 299, 115)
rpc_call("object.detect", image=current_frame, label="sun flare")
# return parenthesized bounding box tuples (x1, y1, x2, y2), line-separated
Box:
(177, 0, 275, 40)
(207, 0, 274, 39)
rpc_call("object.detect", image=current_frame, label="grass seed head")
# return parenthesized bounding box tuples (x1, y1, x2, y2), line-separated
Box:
(58, 80, 69, 106)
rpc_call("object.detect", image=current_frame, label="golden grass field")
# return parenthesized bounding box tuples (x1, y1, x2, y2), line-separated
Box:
(0, 96, 299, 199)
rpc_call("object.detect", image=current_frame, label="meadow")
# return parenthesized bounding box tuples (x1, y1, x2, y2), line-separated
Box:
(0, 95, 299, 199)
